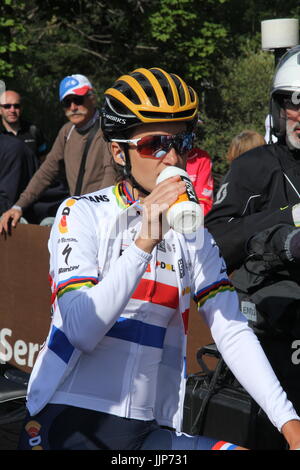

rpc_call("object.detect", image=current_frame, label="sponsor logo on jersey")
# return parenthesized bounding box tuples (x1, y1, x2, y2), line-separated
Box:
(182, 286, 191, 296)
(158, 240, 172, 252)
(158, 240, 167, 253)
(178, 258, 185, 278)
(73, 194, 109, 203)
(62, 244, 72, 265)
(156, 260, 175, 272)
(58, 237, 78, 244)
(58, 265, 79, 274)
(58, 198, 77, 234)
(129, 227, 138, 240)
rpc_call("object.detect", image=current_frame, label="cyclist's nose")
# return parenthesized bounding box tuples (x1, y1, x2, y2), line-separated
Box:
(162, 146, 180, 165)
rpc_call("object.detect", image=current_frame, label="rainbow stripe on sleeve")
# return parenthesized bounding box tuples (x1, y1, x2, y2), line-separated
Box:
(194, 279, 235, 309)
(56, 276, 98, 299)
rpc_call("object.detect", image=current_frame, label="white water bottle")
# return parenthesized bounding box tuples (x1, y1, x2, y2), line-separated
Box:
(156, 166, 203, 234)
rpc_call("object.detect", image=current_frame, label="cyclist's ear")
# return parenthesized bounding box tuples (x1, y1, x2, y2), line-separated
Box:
(111, 142, 125, 166)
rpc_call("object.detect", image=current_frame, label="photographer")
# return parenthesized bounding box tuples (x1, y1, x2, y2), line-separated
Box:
(205, 46, 300, 446)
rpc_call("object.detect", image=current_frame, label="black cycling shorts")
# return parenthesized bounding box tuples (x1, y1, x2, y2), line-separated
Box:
(18, 404, 238, 450)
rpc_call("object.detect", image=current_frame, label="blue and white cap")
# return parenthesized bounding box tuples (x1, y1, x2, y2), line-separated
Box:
(59, 74, 93, 101)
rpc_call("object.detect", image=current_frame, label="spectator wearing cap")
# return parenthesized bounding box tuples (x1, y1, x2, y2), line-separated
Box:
(0, 74, 117, 232)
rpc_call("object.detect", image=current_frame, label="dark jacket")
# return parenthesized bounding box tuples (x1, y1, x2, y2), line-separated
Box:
(0, 119, 69, 223)
(0, 119, 47, 159)
(0, 135, 38, 215)
(205, 143, 300, 338)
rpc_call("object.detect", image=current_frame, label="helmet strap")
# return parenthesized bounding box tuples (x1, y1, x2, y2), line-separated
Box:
(122, 145, 150, 196)
(130, 174, 150, 197)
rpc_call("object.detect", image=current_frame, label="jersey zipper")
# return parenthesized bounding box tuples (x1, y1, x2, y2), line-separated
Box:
(124, 246, 157, 417)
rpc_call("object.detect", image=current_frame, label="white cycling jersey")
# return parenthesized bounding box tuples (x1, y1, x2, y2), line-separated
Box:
(26, 184, 300, 432)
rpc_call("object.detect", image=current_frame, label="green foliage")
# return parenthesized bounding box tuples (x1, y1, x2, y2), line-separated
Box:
(1, 0, 299, 170)
(200, 45, 274, 179)
(148, 0, 229, 82)
(0, 1, 27, 77)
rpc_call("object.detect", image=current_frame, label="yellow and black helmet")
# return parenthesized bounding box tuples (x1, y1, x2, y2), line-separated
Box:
(101, 67, 199, 139)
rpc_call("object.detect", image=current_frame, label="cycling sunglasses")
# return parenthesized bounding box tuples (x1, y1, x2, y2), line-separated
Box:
(61, 95, 86, 108)
(283, 98, 300, 112)
(111, 132, 195, 158)
(0, 103, 21, 109)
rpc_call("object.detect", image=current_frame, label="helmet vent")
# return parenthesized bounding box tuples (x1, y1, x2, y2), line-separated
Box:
(151, 69, 175, 106)
(171, 74, 186, 106)
(131, 72, 160, 107)
(115, 80, 141, 105)
(189, 88, 196, 102)
(109, 97, 135, 118)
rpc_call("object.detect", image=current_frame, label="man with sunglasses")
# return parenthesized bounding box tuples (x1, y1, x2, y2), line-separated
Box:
(0, 89, 48, 218)
(0, 89, 69, 224)
(0, 74, 116, 233)
(18, 67, 300, 451)
(0, 90, 38, 217)
(0, 90, 48, 160)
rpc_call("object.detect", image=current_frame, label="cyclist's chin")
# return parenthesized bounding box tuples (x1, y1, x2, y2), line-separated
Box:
(133, 174, 154, 195)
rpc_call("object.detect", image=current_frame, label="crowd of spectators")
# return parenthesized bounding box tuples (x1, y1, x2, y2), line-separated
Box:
(0, 74, 271, 233)
(0, 74, 217, 233)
